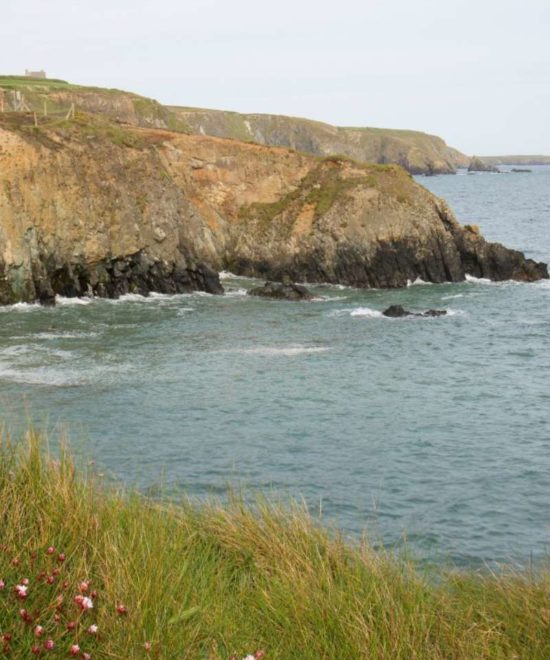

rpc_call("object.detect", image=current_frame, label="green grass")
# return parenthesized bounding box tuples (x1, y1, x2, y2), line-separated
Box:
(0, 432, 549, 659)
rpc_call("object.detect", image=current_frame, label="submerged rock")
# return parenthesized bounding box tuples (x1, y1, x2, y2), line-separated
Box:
(382, 305, 447, 318)
(248, 280, 313, 301)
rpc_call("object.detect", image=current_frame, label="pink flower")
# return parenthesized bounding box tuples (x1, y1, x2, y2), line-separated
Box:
(15, 584, 28, 599)
(20, 608, 32, 622)
(69, 644, 80, 656)
(22, 578, 30, 585)
(79, 581, 90, 593)
(46, 576, 55, 585)
(82, 653, 92, 660)
(74, 595, 84, 606)
(47, 546, 55, 555)
(90, 590, 98, 599)
(144, 642, 151, 652)
(116, 603, 127, 616)
(57, 553, 66, 563)
(31, 645, 41, 655)
(54, 613, 61, 623)
(34, 625, 44, 638)
(81, 596, 94, 611)
(0, 579, 4, 590)
(44, 638, 55, 651)
(67, 621, 77, 631)
(87, 624, 98, 635)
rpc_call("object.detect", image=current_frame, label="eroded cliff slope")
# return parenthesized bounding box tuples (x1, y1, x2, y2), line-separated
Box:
(0, 76, 467, 174)
(0, 112, 546, 304)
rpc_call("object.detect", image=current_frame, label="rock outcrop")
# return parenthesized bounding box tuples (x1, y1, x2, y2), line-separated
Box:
(382, 305, 446, 318)
(468, 157, 500, 173)
(0, 112, 547, 305)
(248, 280, 313, 301)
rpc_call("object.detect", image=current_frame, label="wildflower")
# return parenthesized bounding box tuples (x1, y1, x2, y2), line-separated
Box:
(52, 568, 60, 577)
(116, 603, 127, 616)
(20, 608, 33, 623)
(87, 624, 98, 635)
(57, 553, 66, 563)
(0, 579, 4, 590)
(11, 558, 19, 566)
(144, 642, 151, 652)
(46, 576, 55, 585)
(2, 634, 12, 642)
(82, 653, 92, 660)
(255, 652, 266, 659)
(74, 595, 84, 606)
(244, 656, 255, 660)
(31, 645, 41, 655)
(34, 625, 44, 638)
(22, 578, 30, 585)
(15, 584, 28, 599)
(44, 638, 55, 651)
(79, 581, 90, 593)
(81, 597, 94, 611)
(54, 613, 61, 623)
(47, 547, 55, 555)
(67, 621, 76, 631)
(70, 644, 80, 656)
(90, 590, 98, 599)
(62, 580, 70, 590)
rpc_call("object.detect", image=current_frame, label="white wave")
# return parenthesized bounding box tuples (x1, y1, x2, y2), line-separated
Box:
(349, 307, 384, 318)
(216, 345, 330, 356)
(224, 288, 248, 297)
(0, 302, 42, 313)
(406, 277, 432, 287)
(37, 331, 99, 340)
(465, 275, 492, 284)
(55, 296, 92, 306)
(311, 295, 349, 303)
(441, 293, 464, 300)
(219, 271, 258, 282)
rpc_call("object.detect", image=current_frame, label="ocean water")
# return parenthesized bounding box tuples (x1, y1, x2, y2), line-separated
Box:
(1, 166, 549, 567)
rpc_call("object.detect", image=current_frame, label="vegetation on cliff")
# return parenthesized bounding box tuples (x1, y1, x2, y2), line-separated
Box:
(0, 433, 549, 659)
(0, 75, 467, 174)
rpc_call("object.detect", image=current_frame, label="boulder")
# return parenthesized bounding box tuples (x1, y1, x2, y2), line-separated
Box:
(382, 305, 446, 318)
(248, 280, 313, 301)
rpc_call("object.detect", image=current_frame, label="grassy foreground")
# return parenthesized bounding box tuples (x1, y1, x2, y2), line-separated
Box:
(0, 434, 549, 659)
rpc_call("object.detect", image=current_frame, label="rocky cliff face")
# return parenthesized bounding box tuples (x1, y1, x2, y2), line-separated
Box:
(0, 112, 546, 305)
(170, 107, 469, 175)
(0, 77, 468, 175)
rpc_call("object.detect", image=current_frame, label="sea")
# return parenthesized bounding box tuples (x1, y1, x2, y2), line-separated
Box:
(1, 165, 549, 568)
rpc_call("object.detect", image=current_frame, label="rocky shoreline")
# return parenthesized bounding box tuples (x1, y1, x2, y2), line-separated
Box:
(0, 114, 547, 306)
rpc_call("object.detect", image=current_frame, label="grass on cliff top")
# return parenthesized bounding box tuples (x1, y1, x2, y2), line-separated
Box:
(0, 432, 549, 659)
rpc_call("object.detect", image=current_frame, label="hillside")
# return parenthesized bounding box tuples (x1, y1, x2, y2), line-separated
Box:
(481, 155, 550, 166)
(170, 106, 469, 175)
(0, 76, 468, 174)
(0, 106, 545, 305)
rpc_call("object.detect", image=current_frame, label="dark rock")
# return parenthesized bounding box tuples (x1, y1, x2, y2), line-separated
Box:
(511, 168, 532, 173)
(382, 304, 446, 318)
(248, 280, 314, 301)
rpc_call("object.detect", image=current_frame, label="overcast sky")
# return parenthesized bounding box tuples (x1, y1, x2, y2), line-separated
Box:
(2, 0, 549, 154)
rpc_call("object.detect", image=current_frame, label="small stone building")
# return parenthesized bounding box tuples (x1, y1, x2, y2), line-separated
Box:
(25, 69, 47, 79)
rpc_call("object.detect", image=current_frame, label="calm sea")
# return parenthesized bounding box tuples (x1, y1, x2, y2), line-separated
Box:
(1, 166, 549, 567)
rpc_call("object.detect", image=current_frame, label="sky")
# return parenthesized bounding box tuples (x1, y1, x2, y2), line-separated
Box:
(2, 0, 549, 155)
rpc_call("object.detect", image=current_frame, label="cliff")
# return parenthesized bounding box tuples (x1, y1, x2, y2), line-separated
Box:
(169, 107, 469, 175)
(480, 155, 550, 166)
(0, 76, 467, 174)
(0, 110, 546, 305)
